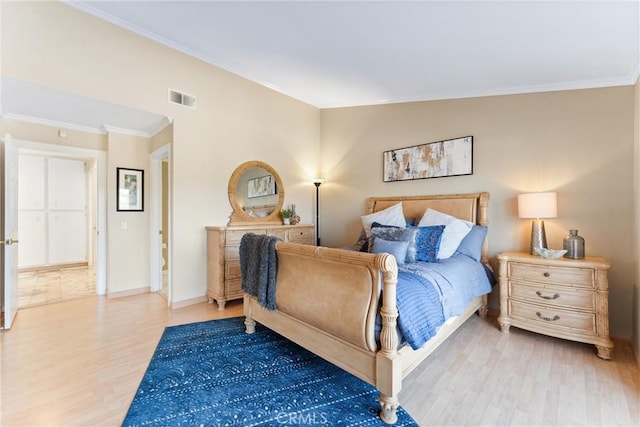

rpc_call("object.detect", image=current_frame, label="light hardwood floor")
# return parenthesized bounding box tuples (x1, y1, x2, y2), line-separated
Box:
(1, 293, 638, 426)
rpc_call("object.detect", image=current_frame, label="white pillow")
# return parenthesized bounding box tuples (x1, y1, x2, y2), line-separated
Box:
(418, 208, 473, 259)
(361, 202, 406, 237)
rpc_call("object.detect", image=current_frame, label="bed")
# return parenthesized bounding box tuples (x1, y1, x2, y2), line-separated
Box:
(243, 192, 491, 424)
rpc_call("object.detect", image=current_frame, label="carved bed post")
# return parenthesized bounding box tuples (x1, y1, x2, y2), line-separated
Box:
(375, 253, 401, 424)
(477, 192, 490, 318)
(243, 295, 256, 334)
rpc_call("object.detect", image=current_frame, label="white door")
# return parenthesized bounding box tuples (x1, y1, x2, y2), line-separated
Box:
(2, 134, 19, 329)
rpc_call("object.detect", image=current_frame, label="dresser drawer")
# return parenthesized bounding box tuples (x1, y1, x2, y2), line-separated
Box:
(224, 245, 240, 261)
(509, 262, 594, 288)
(508, 300, 596, 334)
(226, 229, 267, 245)
(225, 278, 242, 294)
(268, 229, 288, 240)
(225, 261, 241, 279)
(509, 281, 595, 311)
(287, 227, 314, 244)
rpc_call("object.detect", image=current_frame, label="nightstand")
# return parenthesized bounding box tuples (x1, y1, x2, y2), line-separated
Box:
(497, 252, 613, 359)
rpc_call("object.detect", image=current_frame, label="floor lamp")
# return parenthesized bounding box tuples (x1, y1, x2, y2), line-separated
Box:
(517, 192, 557, 255)
(313, 179, 324, 246)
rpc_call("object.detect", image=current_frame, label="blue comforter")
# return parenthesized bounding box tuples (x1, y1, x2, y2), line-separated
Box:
(390, 254, 493, 350)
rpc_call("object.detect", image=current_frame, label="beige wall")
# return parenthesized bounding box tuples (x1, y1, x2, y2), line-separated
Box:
(320, 87, 636, 339)
(1, 1, 321, 305)
(0, 118, 107, 151)
(107, 133, 150, 294)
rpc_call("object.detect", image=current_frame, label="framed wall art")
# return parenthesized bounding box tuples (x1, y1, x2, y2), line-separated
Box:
(247, 174, 277, 198)
(383, 136, 473, 182)
(117, 167, 144, 211)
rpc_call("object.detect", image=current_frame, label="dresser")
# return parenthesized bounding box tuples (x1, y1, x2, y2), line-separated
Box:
(497, 252, 613, 359)
(206, 224, 315, 309)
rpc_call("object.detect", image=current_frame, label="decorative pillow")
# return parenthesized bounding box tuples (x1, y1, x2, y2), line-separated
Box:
(360, 202, 406, 237)
(371, 237, 410, 265)
(353, 228, 369, 252)
(369, 224, 418, 263)
(455, 225, 487, 262)
(408, 224, 445, 263)
(417, 208, 474, 259)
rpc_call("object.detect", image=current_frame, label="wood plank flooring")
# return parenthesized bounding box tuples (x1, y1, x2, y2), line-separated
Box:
(1, 293, 638, 426)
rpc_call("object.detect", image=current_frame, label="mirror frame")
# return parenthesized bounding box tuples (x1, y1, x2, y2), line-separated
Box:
(228, 160, 285, 225)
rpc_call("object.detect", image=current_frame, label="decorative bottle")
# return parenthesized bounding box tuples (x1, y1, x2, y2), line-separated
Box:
(290, 204, 301, 225)
(563, 229, 585, 259)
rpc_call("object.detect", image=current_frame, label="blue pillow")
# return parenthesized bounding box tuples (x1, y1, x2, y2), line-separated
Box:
(371, 237, 409, 265)
(359, 222, 401, 252)
(370, 223, 418, 263)
(455, 225, 487, 262)
(408, 224, 445, 263)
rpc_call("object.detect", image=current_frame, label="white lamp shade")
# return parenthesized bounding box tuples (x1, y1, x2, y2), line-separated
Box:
(518, 192, 557, 219)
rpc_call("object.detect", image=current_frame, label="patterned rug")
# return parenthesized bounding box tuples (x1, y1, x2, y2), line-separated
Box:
(124, 317, 418, 426)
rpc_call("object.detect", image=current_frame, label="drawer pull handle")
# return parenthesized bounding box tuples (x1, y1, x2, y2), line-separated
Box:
(543, 272, 550, 277)
(536, 312, 560, 322)
(536, 291, 560, 300)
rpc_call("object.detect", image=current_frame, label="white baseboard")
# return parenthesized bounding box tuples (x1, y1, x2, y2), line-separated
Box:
(170, 295, 208, 310)
(107, 286, 150, 298)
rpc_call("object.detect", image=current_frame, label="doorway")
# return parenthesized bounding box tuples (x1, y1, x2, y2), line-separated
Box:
(150, 144, 171, 303)
(13, 139, 106, 310)
(17, 150, 97, 308)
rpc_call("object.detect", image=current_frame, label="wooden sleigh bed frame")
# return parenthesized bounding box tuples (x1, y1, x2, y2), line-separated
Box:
(243, 192, 490, 424)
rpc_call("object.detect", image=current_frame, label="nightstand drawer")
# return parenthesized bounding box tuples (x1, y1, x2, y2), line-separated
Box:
(508, 300, 596, 334)
(509, 262, 594, 288)
(509, 281, 596, 311)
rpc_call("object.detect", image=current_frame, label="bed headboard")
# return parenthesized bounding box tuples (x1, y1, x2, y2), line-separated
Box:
(365, 192, 490, 261)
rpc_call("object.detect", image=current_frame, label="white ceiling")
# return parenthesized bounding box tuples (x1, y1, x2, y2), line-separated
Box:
(2, 1, 639, 133)
(66, 0, 640, 109)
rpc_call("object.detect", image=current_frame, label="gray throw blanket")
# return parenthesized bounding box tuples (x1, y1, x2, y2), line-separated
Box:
(239, 233, 281, 310)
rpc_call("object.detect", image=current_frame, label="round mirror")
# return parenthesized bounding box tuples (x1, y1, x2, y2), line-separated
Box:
(228, 160, 285, 225)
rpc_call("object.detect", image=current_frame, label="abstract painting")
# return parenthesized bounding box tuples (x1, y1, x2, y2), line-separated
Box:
(383, 136, 473, 182)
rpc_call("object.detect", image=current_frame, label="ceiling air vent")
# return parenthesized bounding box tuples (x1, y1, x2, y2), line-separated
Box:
(168, 89, 196, 109)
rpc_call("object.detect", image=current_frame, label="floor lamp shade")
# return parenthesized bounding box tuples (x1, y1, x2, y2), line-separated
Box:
(518, 192, 557, 255)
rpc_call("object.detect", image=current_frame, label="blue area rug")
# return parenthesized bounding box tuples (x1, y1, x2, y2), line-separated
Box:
(124, 316, 418, 426)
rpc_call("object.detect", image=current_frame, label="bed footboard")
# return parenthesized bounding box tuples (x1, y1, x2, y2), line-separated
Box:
(244, 242, 401, 424)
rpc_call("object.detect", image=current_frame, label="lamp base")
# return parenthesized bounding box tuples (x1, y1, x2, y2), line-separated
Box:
(529, 219, 547, 255)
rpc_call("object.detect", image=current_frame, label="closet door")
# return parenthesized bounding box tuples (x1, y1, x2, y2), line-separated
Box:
(18, 155, 46, 268)
(48, 158, 87, 265)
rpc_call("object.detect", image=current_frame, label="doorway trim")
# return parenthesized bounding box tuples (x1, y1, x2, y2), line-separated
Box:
(13, 139, 107, 295)
(150, 144, 170, 302)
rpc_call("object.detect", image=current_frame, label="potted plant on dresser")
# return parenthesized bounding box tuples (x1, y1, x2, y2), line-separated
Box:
(280, 207, 294, 225)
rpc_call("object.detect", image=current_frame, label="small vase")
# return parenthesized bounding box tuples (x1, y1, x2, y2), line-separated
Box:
(563, 229, 585, 259)
(283, 218, 290, 225)
(290, 214, 300, 225)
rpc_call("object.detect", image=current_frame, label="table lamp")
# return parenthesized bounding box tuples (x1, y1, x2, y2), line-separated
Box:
(517, 192, 557, 255)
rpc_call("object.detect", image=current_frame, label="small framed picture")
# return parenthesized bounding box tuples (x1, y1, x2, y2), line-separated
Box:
(117, 167, 144, 211)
